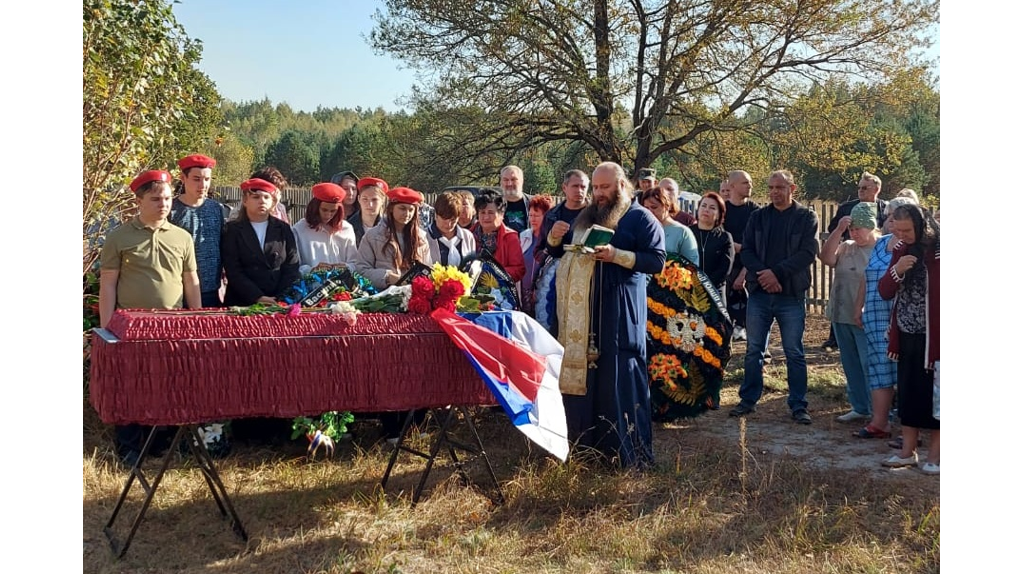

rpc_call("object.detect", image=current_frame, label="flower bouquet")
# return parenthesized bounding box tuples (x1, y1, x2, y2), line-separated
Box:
(291, 411, 355, 461)
(407, 263, 474, 314)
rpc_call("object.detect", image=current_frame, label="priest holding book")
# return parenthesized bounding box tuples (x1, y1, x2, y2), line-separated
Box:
(546, 162, 666, 469)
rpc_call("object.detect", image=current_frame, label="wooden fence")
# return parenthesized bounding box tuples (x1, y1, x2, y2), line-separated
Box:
(214, 186, 841, 315)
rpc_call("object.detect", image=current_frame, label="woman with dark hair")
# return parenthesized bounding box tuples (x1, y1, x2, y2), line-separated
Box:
(878, 203, 940, 475)
(348, 177, 388, 246)
(354, 186, 433, 290)
(640, 186, 699, 263)
(221, 177, 301, 306)
(291, 182, 359, 274)
(688, 191, 734, 301)
(471, 190, 526, 282)
(519, 194, 556, 317)
(427, 191, 477, 267)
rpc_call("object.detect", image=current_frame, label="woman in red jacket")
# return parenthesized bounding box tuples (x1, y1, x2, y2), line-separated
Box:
(471, 189, 526, 282)
(877, 203, 939, 475)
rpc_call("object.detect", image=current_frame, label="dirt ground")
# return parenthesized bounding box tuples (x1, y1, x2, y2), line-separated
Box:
(674, 312, 938, 480)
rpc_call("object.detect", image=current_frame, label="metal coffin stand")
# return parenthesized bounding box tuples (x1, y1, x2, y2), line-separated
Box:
(103, 425, 248, 559)
(380, 406, 505, 506)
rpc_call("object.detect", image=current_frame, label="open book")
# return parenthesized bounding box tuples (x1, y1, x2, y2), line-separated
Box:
(577, 224, 614, 252)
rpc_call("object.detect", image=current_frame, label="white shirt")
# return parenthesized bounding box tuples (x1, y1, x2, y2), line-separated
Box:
(250, 220, 269, 250)
(292, 218, 359, 273)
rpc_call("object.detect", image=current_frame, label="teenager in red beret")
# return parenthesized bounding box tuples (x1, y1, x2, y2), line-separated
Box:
(169, 153, 230, 307)
(291, 182, 359, 273)
(354, 186, 434, 290)
(348, 177, 389, 246)
(99, 169, 202, 466)
(221, 177, 300, 306)
(228, 166, 292, 224)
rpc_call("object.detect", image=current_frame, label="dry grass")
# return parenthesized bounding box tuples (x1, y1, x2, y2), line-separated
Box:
(83, 314, 939, 573)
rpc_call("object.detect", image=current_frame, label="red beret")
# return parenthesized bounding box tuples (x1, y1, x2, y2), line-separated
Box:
(357, 177, 389, 194)
(311, 182, 346, 203)
(240, 178, 277, 193)
(387, 186, 424, 205)
(176, 154, 217, 171)
(129, 170, 172, 193)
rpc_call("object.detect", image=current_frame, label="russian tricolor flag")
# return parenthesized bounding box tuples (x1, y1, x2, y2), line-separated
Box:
(430, 308, 569, 461)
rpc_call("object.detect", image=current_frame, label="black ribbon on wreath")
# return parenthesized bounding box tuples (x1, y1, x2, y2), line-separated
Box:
(646, 254, 734, 420)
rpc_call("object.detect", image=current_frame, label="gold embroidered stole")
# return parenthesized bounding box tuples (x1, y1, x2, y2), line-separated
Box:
(555, 232, 596, 395)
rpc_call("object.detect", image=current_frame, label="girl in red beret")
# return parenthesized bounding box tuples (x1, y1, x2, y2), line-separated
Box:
(354, 187, 434, 290)
(292, 182, 359, 273)
(348, 178, 388, 246)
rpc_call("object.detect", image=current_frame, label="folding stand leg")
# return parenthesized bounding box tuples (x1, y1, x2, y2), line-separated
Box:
(103, 425, 247, 559)
(380, 409, 419, 490)
(452, 407, 505, 505)
(411, 407, 458, 505)
(379, 406, 505, 506)
(182, 426, 248, 541)
(104, 426, 184, 558)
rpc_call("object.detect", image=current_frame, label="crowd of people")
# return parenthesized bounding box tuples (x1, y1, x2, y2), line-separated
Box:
(99, 155, 938, 475)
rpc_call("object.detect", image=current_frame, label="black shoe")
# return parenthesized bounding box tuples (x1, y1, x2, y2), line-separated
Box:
(792, 409, 812, 425)
(729, 403, 757, 417)
(821, 338, 837, 350)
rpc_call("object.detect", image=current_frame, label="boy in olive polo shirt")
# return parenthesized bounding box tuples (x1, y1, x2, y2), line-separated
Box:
(98, 169, 202, 466)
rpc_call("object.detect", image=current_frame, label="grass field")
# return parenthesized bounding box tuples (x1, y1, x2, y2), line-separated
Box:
(83, 313, 939, 573)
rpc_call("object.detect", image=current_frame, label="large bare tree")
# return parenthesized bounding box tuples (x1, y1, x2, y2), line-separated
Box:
(371, 0, 938, 177)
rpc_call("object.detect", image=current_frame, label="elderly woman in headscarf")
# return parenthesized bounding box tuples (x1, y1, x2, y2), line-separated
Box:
(819, 202, 882, 425)
(878, 203, 940, 475)
(852, 196, 918, 440)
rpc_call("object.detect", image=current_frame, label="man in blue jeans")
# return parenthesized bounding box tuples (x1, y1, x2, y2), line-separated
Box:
(730, 170, 819, 424)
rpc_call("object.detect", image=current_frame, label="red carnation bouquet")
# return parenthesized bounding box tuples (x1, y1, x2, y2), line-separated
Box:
(406, 264, 473, 314)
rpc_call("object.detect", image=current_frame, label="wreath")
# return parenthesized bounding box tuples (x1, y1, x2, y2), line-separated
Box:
(279, 266, 377, 307)
(466, 250, 521, 311)
(646, 254, 734, 420)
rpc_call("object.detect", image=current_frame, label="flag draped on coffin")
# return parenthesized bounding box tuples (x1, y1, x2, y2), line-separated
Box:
(430, 308, 570, 461)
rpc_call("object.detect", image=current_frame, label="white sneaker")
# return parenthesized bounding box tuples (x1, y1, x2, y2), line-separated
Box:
(733, 327, 747, 341)
(836, 410, 870, 422)
(920, 462, 940, 475)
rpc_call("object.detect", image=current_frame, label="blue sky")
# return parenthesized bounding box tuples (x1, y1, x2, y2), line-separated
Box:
(173, 0, 419, 112)
(174, 0, 939, 114)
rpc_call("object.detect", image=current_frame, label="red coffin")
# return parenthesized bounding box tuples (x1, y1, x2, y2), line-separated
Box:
(89, 309, 494, 426)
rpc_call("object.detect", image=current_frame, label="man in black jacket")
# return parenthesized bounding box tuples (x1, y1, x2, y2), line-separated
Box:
(730, 170, 819, 424)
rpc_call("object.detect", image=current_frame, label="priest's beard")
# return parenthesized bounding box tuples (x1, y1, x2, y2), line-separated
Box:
(573, 185, 632, 234)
